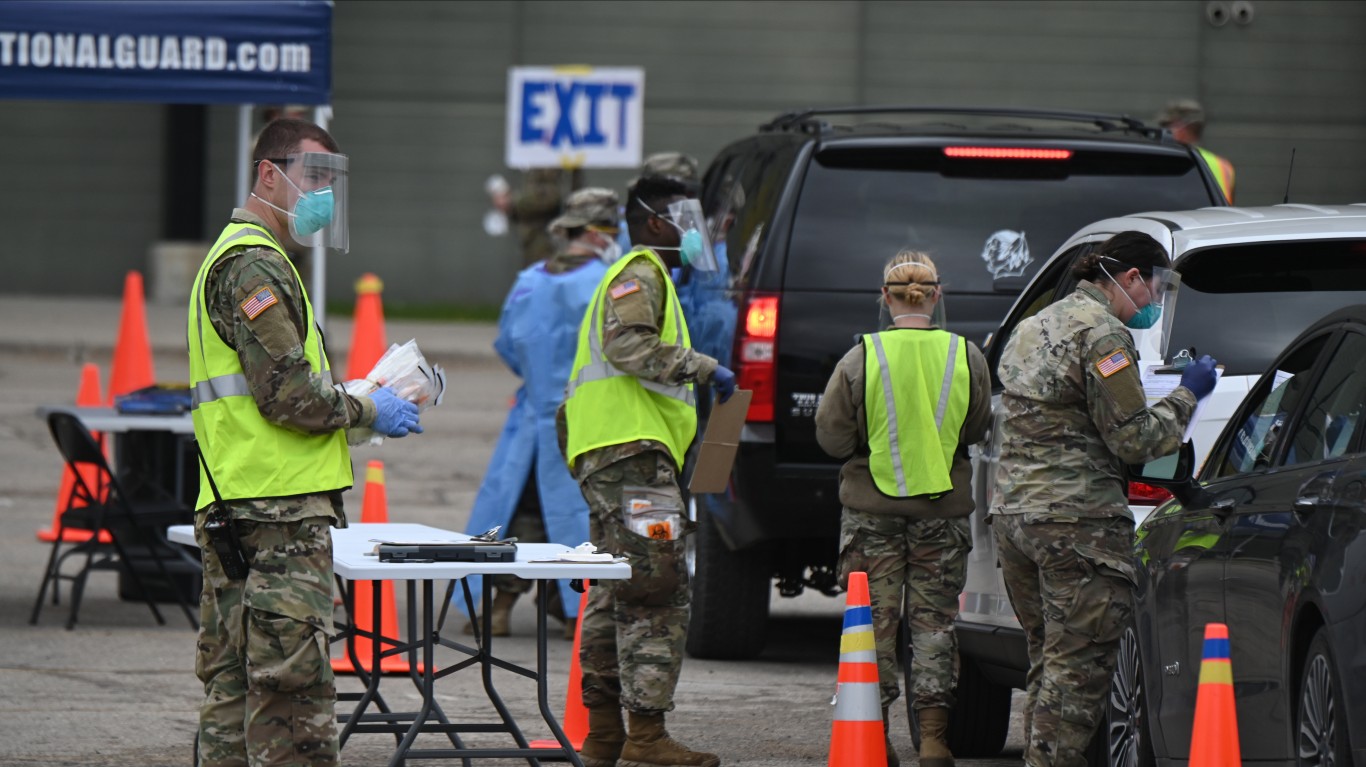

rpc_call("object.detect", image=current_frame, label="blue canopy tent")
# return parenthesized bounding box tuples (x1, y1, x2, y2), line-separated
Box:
(0, 0, 337, 322)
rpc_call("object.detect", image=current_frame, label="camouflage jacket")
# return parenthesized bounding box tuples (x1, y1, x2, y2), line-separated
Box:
(815, 327, 992, 518)
(201, 209, 375, 525)
(991, 281, 1197, 520)
(561, 250, 719, 480)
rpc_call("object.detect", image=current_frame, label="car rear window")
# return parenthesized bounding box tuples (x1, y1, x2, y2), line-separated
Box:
(784, 146, 1213, 294)
(1168, 240, 1366, 375)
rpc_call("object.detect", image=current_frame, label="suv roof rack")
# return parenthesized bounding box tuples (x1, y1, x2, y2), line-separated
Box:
(760, 105, 1162, 140)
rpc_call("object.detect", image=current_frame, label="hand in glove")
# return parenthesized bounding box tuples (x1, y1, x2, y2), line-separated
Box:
(712, 365, 737, 404)
(369, 386, 423, 438)
(1179, 354, 1219, 401)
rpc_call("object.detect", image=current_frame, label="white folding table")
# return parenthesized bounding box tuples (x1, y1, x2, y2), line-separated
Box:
(169, 522, 630, 766)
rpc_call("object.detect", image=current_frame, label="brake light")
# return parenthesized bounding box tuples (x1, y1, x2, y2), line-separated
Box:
(736, 293, 779, 422)
(943, 146, 1074, 160)
(1128, 482, 1173, 505)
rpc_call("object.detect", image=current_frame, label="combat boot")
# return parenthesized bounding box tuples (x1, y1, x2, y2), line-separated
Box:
(882, 708, 899, 767)
(578, 706, 626, 767)
(489, 589, 520, 636)
(618, 711, 721, 767)
(916, 707, 954, 767)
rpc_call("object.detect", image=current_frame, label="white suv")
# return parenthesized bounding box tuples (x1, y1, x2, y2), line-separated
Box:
(940, 203, 1366, 758)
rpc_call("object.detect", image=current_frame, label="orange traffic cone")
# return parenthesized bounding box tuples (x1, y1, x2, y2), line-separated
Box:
(530, 584, 590, 751)
(1189, 622, 1241, 766)
(38, 363, 112, 544)
(108, 271, 156, 401)
(345, 273, 387, 381)
(333, 461, 411, 674)
(829, 571, 887, 767)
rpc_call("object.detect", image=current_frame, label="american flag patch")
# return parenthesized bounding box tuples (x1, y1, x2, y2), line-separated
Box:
(1096, 348, 1131, 378)
(240, 287, 278, 320)
(610, 279, 641, 300)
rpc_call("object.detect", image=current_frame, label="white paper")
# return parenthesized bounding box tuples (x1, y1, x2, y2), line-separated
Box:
(1141, 363, 1222, 442)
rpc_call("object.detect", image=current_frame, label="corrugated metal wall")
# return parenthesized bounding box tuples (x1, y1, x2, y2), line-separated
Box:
(4, 0, 1364, 303)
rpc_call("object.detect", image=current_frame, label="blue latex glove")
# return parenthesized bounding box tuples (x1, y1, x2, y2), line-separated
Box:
(712, 365, 737, 404)
(1179, 354, 1219, 400)
(369, 386, 422, 437)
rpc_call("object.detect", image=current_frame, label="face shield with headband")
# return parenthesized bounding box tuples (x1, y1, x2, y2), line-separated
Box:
(643, 198, 718, 272)
(255, 152, 350, 253)
(1099, 258, 1180, 360)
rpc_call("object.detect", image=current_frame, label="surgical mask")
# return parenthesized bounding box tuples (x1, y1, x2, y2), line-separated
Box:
(253, 163, 336, 236)
(592, 238, 622, 264)
(680, 229, 704, 267)
(1100, 262, 1161, 329)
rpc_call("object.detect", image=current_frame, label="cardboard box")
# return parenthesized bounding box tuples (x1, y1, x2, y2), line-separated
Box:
(688, 389, 751, 494)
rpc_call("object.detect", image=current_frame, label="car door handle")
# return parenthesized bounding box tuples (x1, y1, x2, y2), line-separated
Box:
(1210, 497, 1237, 517)
(1294, 496, 1320, 516)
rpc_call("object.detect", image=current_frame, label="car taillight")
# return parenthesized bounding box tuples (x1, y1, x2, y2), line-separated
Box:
(943, 146, 1074, 160)
(735, 292, 778, 422)
(1128, 481, 1172, 505)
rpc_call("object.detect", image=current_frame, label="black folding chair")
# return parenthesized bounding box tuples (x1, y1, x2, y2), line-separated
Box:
(31, 411, 200, 630)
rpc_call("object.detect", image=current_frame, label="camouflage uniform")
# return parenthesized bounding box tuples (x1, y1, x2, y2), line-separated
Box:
(564, 253, 718, 713)
(815, 330, 992, 710)
(509, 168, 584, 267)
(991, 281, 1196, 767)
(195, 209, 374, 767)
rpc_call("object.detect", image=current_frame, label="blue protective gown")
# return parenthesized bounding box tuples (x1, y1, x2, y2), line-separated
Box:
(460, 256, 607, 618)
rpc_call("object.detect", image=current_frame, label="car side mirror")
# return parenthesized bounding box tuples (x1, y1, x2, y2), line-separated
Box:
(1127, 440, 1205, 507)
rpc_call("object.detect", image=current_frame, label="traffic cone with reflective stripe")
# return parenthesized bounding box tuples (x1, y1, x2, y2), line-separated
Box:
(39, 362, 112, 544)
(829, 571, 887, 767)
(529, 584, 590, 751)
(108, 271, 155, 401)
(333, 460, 411, 674)
(1189, 622, 1241, 766)
(345, 273, 387, 381)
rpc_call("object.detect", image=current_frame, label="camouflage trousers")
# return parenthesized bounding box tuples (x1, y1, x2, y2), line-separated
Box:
(194, 516, 338, 767)
(577, 450, 692, 713)
(993, 513, 1136, 767)
(837, 509, 971, 711)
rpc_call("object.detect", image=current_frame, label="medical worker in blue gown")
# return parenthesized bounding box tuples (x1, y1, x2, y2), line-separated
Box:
(461, 188, 622, 639)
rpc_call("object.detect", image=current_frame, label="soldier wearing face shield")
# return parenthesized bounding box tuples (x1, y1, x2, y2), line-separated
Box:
(459, 189, 622, 640)
(558, 174, 734, 767)
(188, 118, 422, 767)
(991, 231, 1217, 767)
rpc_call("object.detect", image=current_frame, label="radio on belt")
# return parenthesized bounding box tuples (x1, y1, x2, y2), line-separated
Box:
(377, 541, 517, 563)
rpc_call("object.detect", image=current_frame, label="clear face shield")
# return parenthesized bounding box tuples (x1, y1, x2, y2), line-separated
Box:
(1152, 266, 1180, 361)
(278, 152, 349, 253)
(655, 198, 718, 272)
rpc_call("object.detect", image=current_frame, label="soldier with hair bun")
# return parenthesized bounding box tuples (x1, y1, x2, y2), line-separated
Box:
(816, 251, 992, 767)
(991, 231, 1218, 767)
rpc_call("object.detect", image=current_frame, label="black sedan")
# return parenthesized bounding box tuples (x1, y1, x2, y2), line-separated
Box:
(1109, 304, 1366, 766)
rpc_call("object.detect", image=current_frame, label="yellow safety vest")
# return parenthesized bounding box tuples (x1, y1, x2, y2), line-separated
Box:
(862, 330, 970, 498)
(187, 222, 352, 510)
(564, 248, 697, 470)
(1197, 147, 1236, 203)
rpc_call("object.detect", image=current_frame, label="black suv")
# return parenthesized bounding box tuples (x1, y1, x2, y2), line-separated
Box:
(687, 106, 1227, 662)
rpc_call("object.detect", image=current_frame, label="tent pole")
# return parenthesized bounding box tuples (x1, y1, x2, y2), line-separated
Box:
(235, 105, 252, 206)
(312, 105, 332, 331)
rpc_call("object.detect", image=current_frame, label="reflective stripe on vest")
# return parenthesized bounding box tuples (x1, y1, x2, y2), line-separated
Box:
(1197, 147, 1235, 203)
(564, 248, 698, 470)
(187, 221, 351, 509)
(863, 330, 970, 498)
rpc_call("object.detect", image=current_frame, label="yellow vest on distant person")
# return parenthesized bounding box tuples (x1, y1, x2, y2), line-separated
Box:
(564, 248, 697, 470)
(187, 222, 352, 510)
(1197, 147, 1236, 203)
(862, 330, 969, 497)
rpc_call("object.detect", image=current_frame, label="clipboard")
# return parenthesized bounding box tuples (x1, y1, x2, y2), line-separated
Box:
(1141, 362, 1222, 442)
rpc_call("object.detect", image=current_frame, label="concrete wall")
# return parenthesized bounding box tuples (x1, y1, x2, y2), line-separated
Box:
(3, 0, 1364, 304)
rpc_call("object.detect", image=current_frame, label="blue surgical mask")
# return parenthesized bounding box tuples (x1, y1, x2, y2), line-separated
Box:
(1126, 302, 1162, 330)
(292, 187, 335, 235)
(680, 229, 704, 266)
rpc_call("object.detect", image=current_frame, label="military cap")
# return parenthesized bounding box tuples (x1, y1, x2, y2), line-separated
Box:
(641, 151, 699, 182)
(548, 187, 620, 233)
(1156, 99, 1205, 128)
